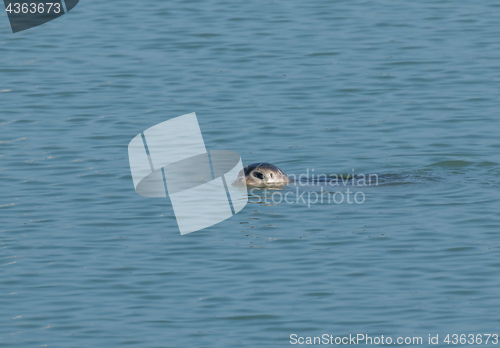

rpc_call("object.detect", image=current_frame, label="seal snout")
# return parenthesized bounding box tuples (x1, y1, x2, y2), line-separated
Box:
(232, 162, 290, 187)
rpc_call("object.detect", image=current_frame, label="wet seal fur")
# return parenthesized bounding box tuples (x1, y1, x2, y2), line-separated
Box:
(232, 162, 291, 187)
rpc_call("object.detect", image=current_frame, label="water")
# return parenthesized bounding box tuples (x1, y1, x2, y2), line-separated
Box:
(2, 0, 500, 346)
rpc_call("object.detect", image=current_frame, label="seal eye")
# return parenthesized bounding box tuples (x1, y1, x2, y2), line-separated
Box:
(253, 171, 264, 180)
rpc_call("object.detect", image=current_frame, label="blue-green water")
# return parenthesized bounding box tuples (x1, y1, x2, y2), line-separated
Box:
(2, 1, 500, 347)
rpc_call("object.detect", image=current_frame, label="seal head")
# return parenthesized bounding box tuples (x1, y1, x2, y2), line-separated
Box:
(232, 162, 291, 187)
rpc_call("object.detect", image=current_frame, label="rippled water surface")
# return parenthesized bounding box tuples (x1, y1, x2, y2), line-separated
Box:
(2, 1, 500, 347)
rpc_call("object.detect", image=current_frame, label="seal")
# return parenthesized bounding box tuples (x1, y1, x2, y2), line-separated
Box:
(232, 162, 291, 187)
(232, 162, 375, 188)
